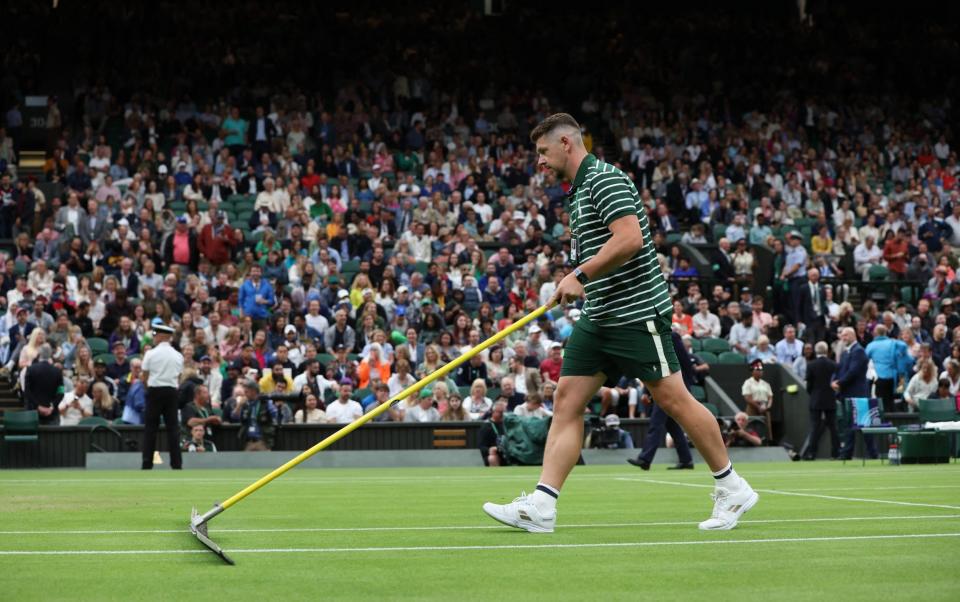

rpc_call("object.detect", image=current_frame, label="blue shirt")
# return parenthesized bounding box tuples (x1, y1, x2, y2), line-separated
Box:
(122, 381, 146, 425)
(239, 278, 275, 319)
(865, 336, 914, 380)
(784, 244, 809, 279)
(775, 338, 804, 365)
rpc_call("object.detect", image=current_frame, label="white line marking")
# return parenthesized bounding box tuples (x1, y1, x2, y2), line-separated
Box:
(2, 467, 957, 485)
(2, 533, 959, 556)
(3, 514, 959, 536)
(616, 478, 960, 510)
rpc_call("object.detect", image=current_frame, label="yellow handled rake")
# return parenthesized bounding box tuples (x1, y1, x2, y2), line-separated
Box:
(190, 303, 553, 564)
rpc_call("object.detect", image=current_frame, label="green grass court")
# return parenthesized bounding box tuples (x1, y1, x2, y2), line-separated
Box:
(2, 463, 959, 601)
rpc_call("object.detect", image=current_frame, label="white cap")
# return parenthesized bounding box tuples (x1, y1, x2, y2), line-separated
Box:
(530, 325, 541, 334)
(361, 288, 373, 296)
(397, 286, 409, 294)
(569, 309, 582, 321)
(337, 289, 349, 299)
(284, 324, 297, 335)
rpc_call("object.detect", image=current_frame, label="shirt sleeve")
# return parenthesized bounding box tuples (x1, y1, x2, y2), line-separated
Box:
(590, 173, 639, 227)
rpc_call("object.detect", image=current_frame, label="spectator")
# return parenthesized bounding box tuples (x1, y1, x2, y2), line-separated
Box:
(295, 393, 327, 424)
(90, 382, 120, 422)
(748, 335, 776, 364)
(514, 392, 552, 418)
(238, 264, 275, 330)
(904, 359, 939, 411)
(258, 362, 294, 394)
(404, 389, 441, 422)
(58, 378, 93, 426)
(728, 311, 759, 355)
(724, 412, 763, 447)
(692, 299, 721, 339)
(800, 341, 839, 460)
(232, 380, 278, 451)
(741, 359, 773, 421)
(120, 359, 146, 425)
(326, 379, 362, 424)
(832, 327, 876, 460)
(183, 424, 217, 453)
(775, 325, 804, 366)
(478, 400, 507, 466)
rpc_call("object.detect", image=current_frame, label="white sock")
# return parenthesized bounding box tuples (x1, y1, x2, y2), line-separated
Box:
(530, 483, 559, 512)
(712, 462, 741, 489)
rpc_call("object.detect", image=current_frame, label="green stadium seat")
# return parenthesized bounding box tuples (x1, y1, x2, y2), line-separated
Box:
(352, 388, 372, 402)
(341, 259, 361, 273)
(79, 416, 111, 427)
(2, 410, 39, 443)
(701, 338, 730, 354)
(95, 353, 116, 366)
(87, 338, 110, 355)
(702, 402, 720, 417)
(688, 338, 703, 351)
(458, 386, 472, 398)
(868, 265, 889, 281)
(918, 399, 958, 422)
(717, 351, 747, 364)
(697, 351, 719, 364)
(690, 385, 707, 402)
(316, 353, 336, 366)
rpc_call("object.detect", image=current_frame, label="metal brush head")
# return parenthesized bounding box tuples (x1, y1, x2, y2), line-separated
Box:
(190, 507, 235, 565)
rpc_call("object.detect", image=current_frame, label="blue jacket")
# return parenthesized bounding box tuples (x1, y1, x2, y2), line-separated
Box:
(121, 380, 146, 425)
(239, 278, 275, 319)
(865, 336, 914, 381)
(833, 343, 870, 398)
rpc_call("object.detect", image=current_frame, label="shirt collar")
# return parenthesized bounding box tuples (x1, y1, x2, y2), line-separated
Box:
(569, 154, 597, 193)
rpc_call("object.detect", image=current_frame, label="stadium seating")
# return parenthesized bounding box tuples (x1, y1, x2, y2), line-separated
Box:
(717, 352, 747, 365)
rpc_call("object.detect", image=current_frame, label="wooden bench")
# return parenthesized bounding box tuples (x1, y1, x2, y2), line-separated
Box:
(433, 428, 467, 448)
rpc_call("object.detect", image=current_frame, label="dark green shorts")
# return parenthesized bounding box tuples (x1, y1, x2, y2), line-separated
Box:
(560, 312, 680, 386)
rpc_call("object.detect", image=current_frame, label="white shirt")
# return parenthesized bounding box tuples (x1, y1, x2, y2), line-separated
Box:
(692, 312, 721, 338)
(142, 341, 184, 387)
(58, 392, 93, 426)
(326, 399, 363, 423)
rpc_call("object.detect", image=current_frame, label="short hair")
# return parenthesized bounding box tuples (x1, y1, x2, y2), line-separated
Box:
(529, 113, 581, 143)
(814, 341, 829, 355)
(243, 379, 260, 394)
(874, 324, 888, 337)
(38, 344, 53, 360)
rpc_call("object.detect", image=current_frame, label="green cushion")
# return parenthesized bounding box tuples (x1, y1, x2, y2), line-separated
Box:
(4, 435, 39, 443)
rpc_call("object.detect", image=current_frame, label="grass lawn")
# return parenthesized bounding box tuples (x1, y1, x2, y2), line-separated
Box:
(1, 462, 958, 601)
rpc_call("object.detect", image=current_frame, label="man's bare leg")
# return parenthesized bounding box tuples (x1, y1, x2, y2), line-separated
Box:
(538, 373, 608, 489)
(644, 372, 728, 471)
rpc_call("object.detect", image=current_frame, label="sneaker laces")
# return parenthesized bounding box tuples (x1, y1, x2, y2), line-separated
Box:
(510, 491, 530, 505)
(709, 489, 729, 518)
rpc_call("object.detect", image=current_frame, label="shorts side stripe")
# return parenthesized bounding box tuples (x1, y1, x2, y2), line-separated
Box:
(647, 320, 669, 378)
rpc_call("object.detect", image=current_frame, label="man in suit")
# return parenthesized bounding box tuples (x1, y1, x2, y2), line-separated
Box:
(239, 165, 263, 196)
(23, 344, 63, 425)
(77, 199, 110, 246)
(665, 172, 689, 221)
(117, 257, 140, 298)
(831, 326, 876, 459)
(796, 267, 828, 344)
(653, 203, 679, 234)
(712, 237, 736, 283)
(628, 331, 696, 470)
(801, 341, 839, 460)
(250, 106, 273, 158)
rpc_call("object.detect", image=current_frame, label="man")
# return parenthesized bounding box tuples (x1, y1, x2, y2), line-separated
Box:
(456, 353, 489, 388)
(258, 362, 294, 394)
(692, 298, 721, 339)
(728, 311, 759, 355)
(482, 114, 756, 534)
(198, 210, 237, 266)
(800, 341, 839, 460)
(774, 324, 803, 367)
(865, 324, 914, 413)
(628, 331, 696, 470)
(181, 384, 222, 439)
(796, 268, 828, 343)
(231, 379, 278, 450)
(478, 400, 508, 466)
(183, 424, 217, 453)
(238, 264, 275, 331)
(404, 389, 441, 422)
(121, 359, 146, 425)
(832, 327, 875, 460)
(782, 231, 809, 322)
(140, 320, 184, 470)
(323, 309, 356, 354)
(23, 345, 62, 425)
(58, 378, 93, 426)
(539, 342, 564, 383)
(162, 215, 199, 272)
(326, 379, 362, 423)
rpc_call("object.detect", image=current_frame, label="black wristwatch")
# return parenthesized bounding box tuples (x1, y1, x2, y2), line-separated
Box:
(574, 267, 589, 285)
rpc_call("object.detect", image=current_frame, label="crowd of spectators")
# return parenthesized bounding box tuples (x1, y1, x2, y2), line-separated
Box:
(2, 2, 960, 453)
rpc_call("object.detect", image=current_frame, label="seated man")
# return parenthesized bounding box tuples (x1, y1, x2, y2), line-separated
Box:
(724, 412, 763, 447)
(478, 401, 508, 466)
(183, 424, 218, 452)
(403, 388, 441, 422)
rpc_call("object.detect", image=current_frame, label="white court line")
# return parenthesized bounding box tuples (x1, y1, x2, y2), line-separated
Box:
(2, 466, 957, 485)
(617, 478, 960, 510)
(3, 514, 959, 536)
(2, 532, 958, 556)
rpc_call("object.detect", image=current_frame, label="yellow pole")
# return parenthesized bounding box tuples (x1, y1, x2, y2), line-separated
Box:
(218, 303, 553, 510)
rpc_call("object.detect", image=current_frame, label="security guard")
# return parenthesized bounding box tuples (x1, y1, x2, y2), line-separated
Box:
(141, 319, 185, 470)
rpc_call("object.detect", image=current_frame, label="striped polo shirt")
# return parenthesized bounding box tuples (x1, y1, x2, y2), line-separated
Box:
(568, 154, 672, 327)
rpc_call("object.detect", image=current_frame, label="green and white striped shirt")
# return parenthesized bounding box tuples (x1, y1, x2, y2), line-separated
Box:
(569, 154, 672, 327)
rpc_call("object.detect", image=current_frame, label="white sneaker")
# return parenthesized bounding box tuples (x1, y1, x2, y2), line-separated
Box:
(482, 492, 557, 533)
(698, 479, 759, 531)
